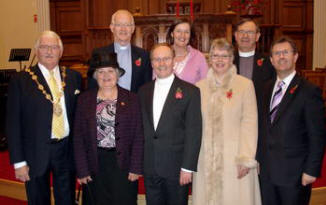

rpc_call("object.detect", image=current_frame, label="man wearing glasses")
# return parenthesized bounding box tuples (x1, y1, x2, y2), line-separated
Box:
(88, 10, 152, 92)
(6, 31, 81, 204)
(138, 44, 202, 205)
(234, 19, 275, 106)
(257, 36, 325, 205)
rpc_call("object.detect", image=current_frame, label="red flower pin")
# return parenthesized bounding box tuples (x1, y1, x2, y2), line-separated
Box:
(135, 58, 142, 67)
(290, 85, 298, 94)
(257, 58, 264, 67)
(226, 89, 233, 99)
(175, 87, 183, 99)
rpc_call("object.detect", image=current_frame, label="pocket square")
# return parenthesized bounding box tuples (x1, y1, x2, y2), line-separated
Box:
(74, 89, 80, 95)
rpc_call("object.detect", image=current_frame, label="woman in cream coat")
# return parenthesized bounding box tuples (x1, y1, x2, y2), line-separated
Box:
(192, 38, 261, 205)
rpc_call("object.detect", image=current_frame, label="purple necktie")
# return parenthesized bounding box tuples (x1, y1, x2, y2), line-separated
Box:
(270, 81, 285, 122)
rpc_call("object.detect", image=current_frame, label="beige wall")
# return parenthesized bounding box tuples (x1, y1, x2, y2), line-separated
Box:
(0, 0, 49, 70)
(313, 0, 326, 69)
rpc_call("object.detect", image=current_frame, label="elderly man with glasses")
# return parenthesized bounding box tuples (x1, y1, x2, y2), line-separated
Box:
(88, 9, 152, 93)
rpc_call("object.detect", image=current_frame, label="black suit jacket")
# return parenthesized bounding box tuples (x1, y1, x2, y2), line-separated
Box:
(257, 74, 325, 186)
(6, 65, 82, 177)
(138, 76, 202, 178)
(88, 44, 152, 93)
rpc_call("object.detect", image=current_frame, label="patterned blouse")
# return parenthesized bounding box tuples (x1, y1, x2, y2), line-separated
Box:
(96, 98, 117, 148)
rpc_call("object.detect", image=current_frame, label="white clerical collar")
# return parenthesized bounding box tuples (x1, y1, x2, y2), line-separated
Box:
(239, 50, 255, 57)
(156, 74, 175, 85)
(114, 42, 130, 50)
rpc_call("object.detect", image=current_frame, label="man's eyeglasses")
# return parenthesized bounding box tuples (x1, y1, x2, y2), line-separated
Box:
(113, 23, 134, 28)
(272, 50, 293, 57)
(152, 57, 172, 63)
(39, 45, 60, 51)
(237, 30, 257, 35)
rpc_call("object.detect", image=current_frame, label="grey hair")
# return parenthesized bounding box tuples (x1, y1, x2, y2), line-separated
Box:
(111, 10, 135, 25)
(209, 38, 234, 61)
(34, 30, 64, 52)
(93, 68, 120, 81)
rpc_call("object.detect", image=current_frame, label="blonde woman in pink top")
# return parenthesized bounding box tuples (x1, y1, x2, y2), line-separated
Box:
(166, 18, 208, 84)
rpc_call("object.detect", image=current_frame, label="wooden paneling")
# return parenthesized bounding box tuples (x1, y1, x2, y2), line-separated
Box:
(49, 0, 314, 69)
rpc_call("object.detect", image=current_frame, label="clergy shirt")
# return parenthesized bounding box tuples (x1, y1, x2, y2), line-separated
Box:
(114, 43, 132, 90)
(238, 50, 255, 80)
(153, 74, 175, 130)
(14, 63, 70, 169)
(270, 70, 296, 109)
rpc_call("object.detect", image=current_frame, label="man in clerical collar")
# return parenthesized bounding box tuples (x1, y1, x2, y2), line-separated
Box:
(233, 18, 275, 105)
(88, 9, 152, 93)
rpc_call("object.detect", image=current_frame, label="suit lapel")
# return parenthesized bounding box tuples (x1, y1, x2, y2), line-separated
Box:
(252, 53, 261, 83)
(131, 46, 140, 92)
(272, 74, 301, 125)
(145, 81, 155, 130)
(61, 67, 71, 116)
(155, 77, 179, 132)
(233, 52, 240, 74)
(33, 65, 52, 99)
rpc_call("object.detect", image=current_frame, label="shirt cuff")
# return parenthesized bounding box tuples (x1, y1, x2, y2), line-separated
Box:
(14, 161, 27, 169)
(181, 168, 193, 173)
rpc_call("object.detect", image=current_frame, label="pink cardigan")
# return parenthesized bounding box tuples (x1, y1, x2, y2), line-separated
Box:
(176, 46, 208, 84)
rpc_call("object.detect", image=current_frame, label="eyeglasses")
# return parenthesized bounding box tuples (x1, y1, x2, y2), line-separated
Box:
(272, 50, 293, 57)
(39, 45, 60, 51)
(152, 57, 173, 63)
(113, 23, 134, 28)
(237, 30, 257, 35)
(210, 54, 231, 60)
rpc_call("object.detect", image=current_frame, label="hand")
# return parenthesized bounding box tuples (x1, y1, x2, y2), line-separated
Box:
(78, 176, 92, 185)
(179, 170, 192, 186)
(15, 165, 30, 182)
(128, 173, 141, 181)
(237, 165, 250, 179)
(302, 173, 316, 186)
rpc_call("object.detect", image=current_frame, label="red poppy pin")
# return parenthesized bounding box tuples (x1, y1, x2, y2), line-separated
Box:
(226, 89, 233, 99)
(120, 101, 125, 106)
(257, 58, 264, 67)
(289, 85, 298, 94)
(135, 58, 142, 67)
(175, 87, 183, 99)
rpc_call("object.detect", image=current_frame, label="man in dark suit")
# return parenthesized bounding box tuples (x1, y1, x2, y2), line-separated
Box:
(257, 36, 325, 205)
(234, 18, 275, 104)
(6, 31, 82, 205)
(138, 43, 202, 205)
(88, 9, 152, 92)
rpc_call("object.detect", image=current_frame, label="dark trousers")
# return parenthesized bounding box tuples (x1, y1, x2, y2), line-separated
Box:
(144, 174, 189, 205)
(82, 148, 138, 205)
(260, 178, 312, 205)
(25, 138, 75, 205)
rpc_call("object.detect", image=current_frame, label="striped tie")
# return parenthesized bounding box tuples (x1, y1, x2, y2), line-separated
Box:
(270, 81, 285, 123)
(48, 70, 65, 139)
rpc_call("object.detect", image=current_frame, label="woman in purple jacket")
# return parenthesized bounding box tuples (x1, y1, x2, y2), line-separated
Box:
(166, 18, 209, 84)
(73, 52, 144, 205)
